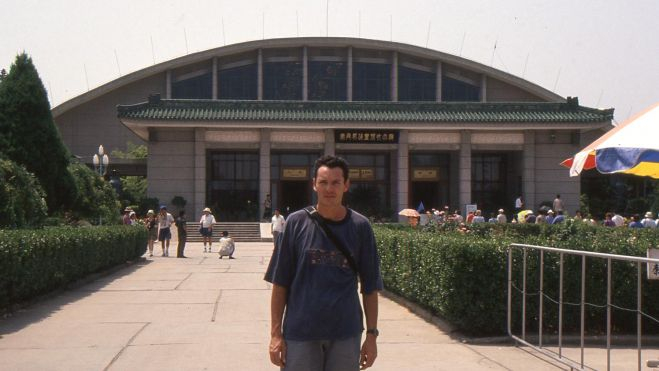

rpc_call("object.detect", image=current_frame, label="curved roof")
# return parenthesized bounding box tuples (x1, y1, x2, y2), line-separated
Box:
(52, 37, 565, 117)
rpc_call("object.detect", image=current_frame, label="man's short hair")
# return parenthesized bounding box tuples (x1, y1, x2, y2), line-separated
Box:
(313, 155, 350, 181)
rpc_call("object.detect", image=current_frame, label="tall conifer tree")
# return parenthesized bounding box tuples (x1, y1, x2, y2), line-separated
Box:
(0, 53, 78, 211)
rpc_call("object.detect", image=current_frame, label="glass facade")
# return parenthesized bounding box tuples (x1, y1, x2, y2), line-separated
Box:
(270, 152, 320, 217)
(208, 152, 259, 221)
(409, 153, 450, 211)
(338, 153, 391, 220)
(172, 73, 212, 99)
(442, 76, 480, 102)
(308, 61, 347, 101)
(353, 62, 391, 101)
(219, 64, 257, 100)
(263, 62, 303, 100)
(399, 67, 436, 101)
(471, 153, 508, 216)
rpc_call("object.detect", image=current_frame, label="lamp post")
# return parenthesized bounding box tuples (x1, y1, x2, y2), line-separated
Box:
(92, 145, 110, 177)
(92, 145, 110, 225)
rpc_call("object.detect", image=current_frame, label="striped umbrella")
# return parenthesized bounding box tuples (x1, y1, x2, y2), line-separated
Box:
(561, 103, 659, 178)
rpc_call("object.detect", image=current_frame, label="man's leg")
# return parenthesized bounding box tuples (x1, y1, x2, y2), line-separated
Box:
(283, 340, 323, 371)
(324, 335, 361, 371)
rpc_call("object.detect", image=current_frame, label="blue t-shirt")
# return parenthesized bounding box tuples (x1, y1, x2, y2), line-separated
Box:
(264, 208, 384, 341)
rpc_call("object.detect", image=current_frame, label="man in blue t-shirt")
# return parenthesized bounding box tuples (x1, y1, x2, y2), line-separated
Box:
(265, 155, 384, 370)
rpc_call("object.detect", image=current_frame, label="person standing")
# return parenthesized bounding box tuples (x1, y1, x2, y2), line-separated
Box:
(199, 207, 216, 253)
(265, 155, 383, 370)
(271, 208, 286, 246)
(157, 206, 175, 257)
(552, 194, 564, 215)
(176, 210, 187, 258)
(263, 194, 273, 221)
(514, 195, 524, 221)
(145, 210, 158, 257)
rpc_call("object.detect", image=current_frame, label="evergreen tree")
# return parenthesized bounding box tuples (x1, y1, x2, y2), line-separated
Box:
(0, 53, 78, 212)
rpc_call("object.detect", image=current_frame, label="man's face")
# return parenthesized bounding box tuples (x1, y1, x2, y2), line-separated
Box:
(313, 166, 349, 208)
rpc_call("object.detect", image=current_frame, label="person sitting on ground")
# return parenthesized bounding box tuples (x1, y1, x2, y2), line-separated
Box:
(641, 212, 657, 228)
(603, 212, 616, 227)
(525, 212, 536, 224)
(496, 209, 507, 224)
(628, 215, 643, 228)
(472, 210, 485, 223)
(535, 211, 546, 224)
(551, 211, 565, 224)
(487, 212, 497, 223)
(611, 211, 625, 227)
(457, 222, 470, 234)
(573, 210, 583, 221)
(218, 231, 235, 259)
(545, 210, 555, 224)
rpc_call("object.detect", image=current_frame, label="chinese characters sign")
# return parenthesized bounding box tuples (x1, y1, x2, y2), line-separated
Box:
(335, 130, 398, 144)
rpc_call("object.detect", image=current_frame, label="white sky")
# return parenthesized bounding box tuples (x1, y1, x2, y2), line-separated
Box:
(1, 0, 658, 122)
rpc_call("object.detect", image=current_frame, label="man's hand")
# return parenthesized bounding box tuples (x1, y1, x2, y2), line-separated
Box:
(359, 335, 377, 369)
(269, 334, 286, 367)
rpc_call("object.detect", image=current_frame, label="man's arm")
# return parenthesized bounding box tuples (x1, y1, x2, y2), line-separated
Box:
(269, 284, 288, 367)
(360, 291, 379, 369)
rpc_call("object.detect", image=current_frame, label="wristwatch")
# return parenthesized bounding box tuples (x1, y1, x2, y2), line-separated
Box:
(366, 328, 379, 337)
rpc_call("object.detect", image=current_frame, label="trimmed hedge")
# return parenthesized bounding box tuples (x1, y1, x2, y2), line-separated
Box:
(374, 222, 659, 336)
(0, 225, 147, 310)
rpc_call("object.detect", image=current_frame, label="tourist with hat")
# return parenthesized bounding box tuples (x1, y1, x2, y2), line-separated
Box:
(641, 212, 657, 228)
(158, 205, 175, 257)
(122, 207, 132, 225)
(199, 207, 216, 252)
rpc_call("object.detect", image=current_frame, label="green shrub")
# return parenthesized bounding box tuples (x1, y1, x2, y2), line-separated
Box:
(0, 225, 147, 310)
(0, 158, 47, 228)
(375, 222, 659, 336)
(68, 163, 121, 224)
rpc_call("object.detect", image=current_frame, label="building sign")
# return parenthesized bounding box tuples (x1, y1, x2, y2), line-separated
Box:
(282, 167, 308, 180)
(412, 168, 439, 181)
(335, 130, 398, 144)
(349, 167, 375, 180)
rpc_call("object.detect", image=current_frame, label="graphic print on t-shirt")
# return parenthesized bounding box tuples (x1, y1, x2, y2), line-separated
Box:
(308, 248, 349, 270)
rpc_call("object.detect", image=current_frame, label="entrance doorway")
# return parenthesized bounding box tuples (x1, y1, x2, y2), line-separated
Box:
(411, 181, 443, 211)
(280, 180, 311, 217)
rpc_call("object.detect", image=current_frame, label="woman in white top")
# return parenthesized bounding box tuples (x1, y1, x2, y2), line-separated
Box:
(199, 207, 216, 252)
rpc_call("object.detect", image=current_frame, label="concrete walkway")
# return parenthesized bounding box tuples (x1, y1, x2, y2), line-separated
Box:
(0, 242, 649, 370)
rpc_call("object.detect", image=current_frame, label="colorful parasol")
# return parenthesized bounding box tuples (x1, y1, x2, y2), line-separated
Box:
(398, 208, 420, 217)
(561, 103, 659, 178)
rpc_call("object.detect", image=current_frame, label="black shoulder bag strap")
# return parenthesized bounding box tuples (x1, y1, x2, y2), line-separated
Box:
(304, 206, 359, 275)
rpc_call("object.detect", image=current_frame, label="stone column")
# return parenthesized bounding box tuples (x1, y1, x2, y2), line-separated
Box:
(324, 129, 335, 156)
(391, 51, 398, 101)
(194, 128, 206, 216)
(260, 129, 271, 220)
(302, 46, 308, 101)
(257, 49, 263, 100)
(435, 62, 442, 102)
(458, 130, 472, 212)
(522, 130, 536, 211)
(212, 57, 218, 100)
(480, 74, 487, 102)
(166, 70, 172, 99)
(397, 130, 409, 221)
(347, 47, 353, 101)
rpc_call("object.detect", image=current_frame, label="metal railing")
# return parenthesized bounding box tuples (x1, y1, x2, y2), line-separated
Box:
(507, 243, 659, 371)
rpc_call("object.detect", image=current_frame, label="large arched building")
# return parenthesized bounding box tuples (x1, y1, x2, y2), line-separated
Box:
(53, 37, 613, 221)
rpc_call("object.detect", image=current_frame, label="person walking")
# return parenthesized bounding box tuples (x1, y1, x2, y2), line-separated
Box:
(176, 210, 187, 258)
(145, 210, 157, 257)
(271, 208, 286, 246)
(265, 155, 383, 370)
(157, 206, 175, 257)
(199, 207, 216, 253)
(263, 193, 273, 221)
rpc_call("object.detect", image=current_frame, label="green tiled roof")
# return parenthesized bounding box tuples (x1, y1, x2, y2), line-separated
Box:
(117, 98, 613, 123)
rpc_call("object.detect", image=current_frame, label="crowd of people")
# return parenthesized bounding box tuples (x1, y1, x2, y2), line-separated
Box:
(410, 193, 659, 232)
(120, 206, 236, 259)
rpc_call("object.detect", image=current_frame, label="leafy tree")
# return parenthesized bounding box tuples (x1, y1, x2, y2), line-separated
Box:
(0, 158, 48, 228)
(111, 141, 147, 160)
(68, 162, 121, 224)
(0, 53, 78, 212)
(171, 196, 187, 212)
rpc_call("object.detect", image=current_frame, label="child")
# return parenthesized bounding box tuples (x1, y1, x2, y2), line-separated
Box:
(218, 231, 235, 259)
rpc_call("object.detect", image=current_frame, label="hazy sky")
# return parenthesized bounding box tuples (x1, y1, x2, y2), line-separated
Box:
(1, 0, 658, 122)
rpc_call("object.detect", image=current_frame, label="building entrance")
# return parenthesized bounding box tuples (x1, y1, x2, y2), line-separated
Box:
(279, 180, 311, 217)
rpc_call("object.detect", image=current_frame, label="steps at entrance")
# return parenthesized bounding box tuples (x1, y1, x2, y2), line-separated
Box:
(185, 222, 266, 242)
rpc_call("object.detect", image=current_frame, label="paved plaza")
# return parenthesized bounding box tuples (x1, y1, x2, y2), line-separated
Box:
(0, 241, 655, 370)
